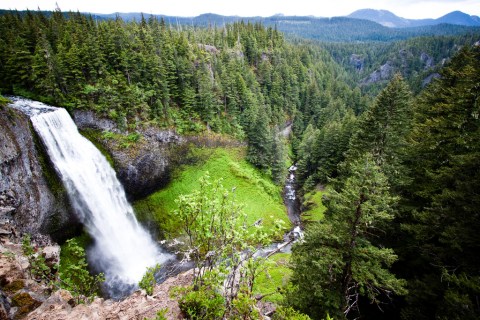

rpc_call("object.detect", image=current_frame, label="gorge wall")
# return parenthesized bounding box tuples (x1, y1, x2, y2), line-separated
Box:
(0, 107, 78, 243)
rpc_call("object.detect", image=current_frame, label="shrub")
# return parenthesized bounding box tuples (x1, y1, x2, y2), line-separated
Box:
(139, 264, 161, 296)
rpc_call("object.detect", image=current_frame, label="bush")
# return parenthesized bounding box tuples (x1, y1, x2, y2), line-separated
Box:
(177, 285, 225, 320)
(58, 238, 105, 303)
(272, 306, 312, 320)
(139, 264, 161, 296)
(21, 234, 54, 283)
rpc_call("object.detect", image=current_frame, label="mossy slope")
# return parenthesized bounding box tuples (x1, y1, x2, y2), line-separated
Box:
(134, 147, 290, 239)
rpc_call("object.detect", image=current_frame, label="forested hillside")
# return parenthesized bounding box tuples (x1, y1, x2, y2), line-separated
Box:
(1, 8, 479, 320)
(320, 32, 480, 94)
(0, 10, 366, 178)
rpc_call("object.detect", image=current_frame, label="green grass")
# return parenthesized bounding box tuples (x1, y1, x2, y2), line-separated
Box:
(254, 253, 292, 303)
(134, 147, 290, 239)
(301, 187, 328, 223)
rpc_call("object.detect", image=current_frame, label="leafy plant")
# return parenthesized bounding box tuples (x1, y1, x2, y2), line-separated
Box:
(173, 173, 285, 319)
(58, 238, 105, 304)
(139, 264, 161, 296)
(21, 234, 54, 283)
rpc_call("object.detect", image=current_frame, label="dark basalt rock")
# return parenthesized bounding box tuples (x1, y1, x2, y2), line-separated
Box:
(0, 107, 79, 243)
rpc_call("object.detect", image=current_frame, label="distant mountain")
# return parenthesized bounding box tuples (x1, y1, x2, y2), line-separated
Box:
(347, 9, 480, 28)
(1, 9, 479, 43)
(90, 12, 480, 42)
(348, 9, 415, 28)
(436, 11, 480, 26)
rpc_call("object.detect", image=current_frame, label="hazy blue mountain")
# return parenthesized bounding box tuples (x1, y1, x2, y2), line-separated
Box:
(1, 9, 479, 43)
(348, 9, 414, 27)
(348, 9, 480, 28)
(436, 11, 480, 26)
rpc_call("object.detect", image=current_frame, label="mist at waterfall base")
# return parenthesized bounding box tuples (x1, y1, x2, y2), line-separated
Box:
(10, 97, 173, 298)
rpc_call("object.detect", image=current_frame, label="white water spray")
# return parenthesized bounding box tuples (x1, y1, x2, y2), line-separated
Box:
(10, 98, 171, 294)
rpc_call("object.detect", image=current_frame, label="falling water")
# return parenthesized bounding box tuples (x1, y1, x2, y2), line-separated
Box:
(9, 97, 171, 297)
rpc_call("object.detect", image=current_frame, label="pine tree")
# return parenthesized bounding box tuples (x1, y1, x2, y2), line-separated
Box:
(288, 154, 407, 319)
(345, 74, 413, 189)
(400, 46, 480, 320)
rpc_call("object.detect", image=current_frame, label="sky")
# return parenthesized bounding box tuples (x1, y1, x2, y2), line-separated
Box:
(1, 0, 479, 20)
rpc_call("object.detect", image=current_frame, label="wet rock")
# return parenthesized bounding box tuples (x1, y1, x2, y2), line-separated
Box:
(0, 107, 77, 242)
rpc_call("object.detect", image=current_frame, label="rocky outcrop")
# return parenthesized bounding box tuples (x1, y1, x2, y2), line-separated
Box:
(0, 107, 79, 242)
(350, 54, 364, 71)
(0, 236, 57, 320)
(73, 110, 182, 200)
(26, 270, 193, 320)
(420, 52, 434, 69)
(362, 61, 394, 84)
(73, 110, 244, 200)
(422, 72, 441, 87)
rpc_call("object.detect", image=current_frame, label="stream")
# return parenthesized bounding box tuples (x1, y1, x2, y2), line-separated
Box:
(256, 165, 304, 257)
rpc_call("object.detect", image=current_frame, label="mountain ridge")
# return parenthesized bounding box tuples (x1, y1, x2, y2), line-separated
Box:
(348, 9, 480, 28)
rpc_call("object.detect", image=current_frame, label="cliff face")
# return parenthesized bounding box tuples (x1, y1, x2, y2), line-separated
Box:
(0, 107, 79, 242)
(73, 110, 181, 200)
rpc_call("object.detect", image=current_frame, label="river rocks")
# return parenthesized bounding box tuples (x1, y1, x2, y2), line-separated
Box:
(0, 107, 78, 242)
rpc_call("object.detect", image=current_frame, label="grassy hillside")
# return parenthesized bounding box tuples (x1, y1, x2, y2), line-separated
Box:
(301, 187, 328, 223)
(134, 147, 290, 240)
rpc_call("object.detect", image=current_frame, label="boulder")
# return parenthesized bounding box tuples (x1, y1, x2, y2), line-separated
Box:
(11, 292, 43, 318)
(41, 246, 60, 268)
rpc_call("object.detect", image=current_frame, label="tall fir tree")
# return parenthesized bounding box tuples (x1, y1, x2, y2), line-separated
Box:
(288, 154, 407, 319)
(399, 46, 480, 320)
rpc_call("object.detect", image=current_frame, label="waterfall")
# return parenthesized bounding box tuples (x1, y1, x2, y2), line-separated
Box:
(9, 97, 171, 296)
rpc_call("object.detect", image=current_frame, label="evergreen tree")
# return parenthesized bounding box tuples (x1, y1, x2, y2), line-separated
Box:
(246, 104, 273, 170)
(288, 154, 407, 319)
(345, 74, 413, 189)
(400, 46, 480, 320)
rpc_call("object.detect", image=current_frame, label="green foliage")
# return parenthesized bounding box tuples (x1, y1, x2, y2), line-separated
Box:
(253, 253, 292, 303)
(173, 173, 285, 319)
(398, 46, 480, 320)
(177, 284, 226, 320)
(0, 93, 10, 108)
(288, 154, 407, 319)
(272, 306, 312, 320)
(301, 188, 328, 223)
(145, 308, 169, 320)
(344, 74, 413, 190)
(139, 264, 161, 296)
(58, 238, 105, 304)
(21, 234, 55, 282)
(134, 148, 289, 239)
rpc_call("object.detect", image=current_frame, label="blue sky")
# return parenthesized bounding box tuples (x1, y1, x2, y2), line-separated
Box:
(1, 0, 479, 19)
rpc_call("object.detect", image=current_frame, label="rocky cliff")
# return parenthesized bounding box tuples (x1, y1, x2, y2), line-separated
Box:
(73, 110, 182, 200)
(0, 107, 79, 242)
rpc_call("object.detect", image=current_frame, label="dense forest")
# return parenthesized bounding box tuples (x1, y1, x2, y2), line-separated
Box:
(0, 8, 479, 320)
